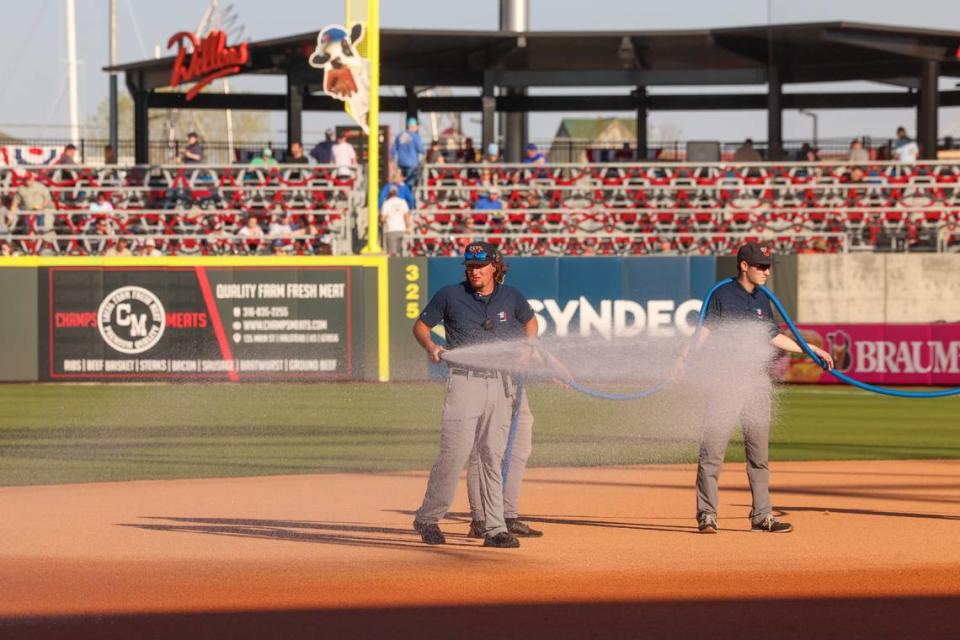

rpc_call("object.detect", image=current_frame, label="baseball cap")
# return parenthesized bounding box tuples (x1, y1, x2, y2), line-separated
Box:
(262, 147, 273, 157)
(525, 143, 538, 152)
(407, 117, 418, 127)
(486, 143, 499, 157)
(462, 241, 500, 266)
(736, 242, 774, 266)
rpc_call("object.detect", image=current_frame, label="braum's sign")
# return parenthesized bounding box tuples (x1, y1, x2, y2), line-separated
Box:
(168, 30, 249, 100)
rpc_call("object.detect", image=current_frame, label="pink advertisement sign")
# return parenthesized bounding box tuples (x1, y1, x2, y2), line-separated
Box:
(781, 324, 960, 386)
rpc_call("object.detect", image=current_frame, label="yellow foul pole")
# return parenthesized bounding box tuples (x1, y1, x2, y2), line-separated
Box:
(361, 0, 381, 254)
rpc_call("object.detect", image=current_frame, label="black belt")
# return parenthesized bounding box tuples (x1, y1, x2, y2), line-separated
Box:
(449, 367, 499, 379)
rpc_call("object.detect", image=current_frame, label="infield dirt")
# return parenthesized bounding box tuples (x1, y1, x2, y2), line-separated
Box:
(1, 460, 958, 639)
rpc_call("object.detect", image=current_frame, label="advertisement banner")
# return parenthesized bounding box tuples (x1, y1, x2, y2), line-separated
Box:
(43, 266, 357, 381)
(783, 323, 960, 386)
(428, 256, 717, 338)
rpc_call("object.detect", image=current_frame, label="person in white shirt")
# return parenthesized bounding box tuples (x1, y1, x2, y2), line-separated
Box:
(331, 133, 358, 179)
(380, 185, 412, 256)
(892, 127, 919, 163)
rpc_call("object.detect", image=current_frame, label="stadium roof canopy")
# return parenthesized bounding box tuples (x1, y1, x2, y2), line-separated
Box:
(107, 22, 960, 162)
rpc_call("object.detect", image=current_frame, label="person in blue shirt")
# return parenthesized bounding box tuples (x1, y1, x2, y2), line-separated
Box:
(310, 129, 336, 164)
(391, 117, 424, 187)
(522, 143, 545, 166)
(378, 168, 416, 210)
(672, 243, 833, 535)
(474, 188, 503, 211)
(412, 241, 537, 549)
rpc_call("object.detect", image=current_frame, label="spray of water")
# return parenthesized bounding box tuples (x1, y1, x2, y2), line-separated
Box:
(441, 321, 781, 464)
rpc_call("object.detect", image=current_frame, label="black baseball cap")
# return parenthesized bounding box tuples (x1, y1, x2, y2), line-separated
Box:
(736, 242, 774, 266)
(462, 241, 500, 266)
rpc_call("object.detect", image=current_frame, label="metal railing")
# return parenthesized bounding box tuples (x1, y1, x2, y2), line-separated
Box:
(1, 164, 358, 256)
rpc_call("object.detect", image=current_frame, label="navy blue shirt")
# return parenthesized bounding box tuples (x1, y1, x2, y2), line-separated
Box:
(419, 282, 534, 349)
(704, 280, 779, 338)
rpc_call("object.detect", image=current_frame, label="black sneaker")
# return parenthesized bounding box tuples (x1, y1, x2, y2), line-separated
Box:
(751, 515, 793, 533)
(467, 520, 485, 539)
(698, 514, 718, 534)
(506, 518, 543, 537)
(413, 519, 446, 545)
(483, 531, 520, 548)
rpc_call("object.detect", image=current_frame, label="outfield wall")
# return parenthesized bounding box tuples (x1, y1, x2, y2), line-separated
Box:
(797, 254, 960, 323)
(0, 255, 957, 383)
(0, 257, 390, 383)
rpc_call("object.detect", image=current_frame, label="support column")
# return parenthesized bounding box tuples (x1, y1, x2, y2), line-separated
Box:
(405, 85, 418, 123)
(635, 86, 648, 161)
(917, 59, 940, 160)
(286, 75, 303, 149)
(767, 63, 783, 161)
(499, 0, 529, 161)
(134, 90, 149, 164)
(481, 73, 496, 154)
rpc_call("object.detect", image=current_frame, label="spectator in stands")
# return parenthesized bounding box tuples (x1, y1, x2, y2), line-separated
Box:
(474, 188, 503, 211)
(379, 168, 416, 210)
(89, 191, 114, 214)
(269, 211, 299, 244)
(310, 129, 336, 164)
(181, 132, 204, 164)
(238, 215, 265, 253)
(485, 143, 500, 163)
(615, 142, 635, 162)
(57, 144, 78, 165)
(462, 138, 480, 163)
(11, 172, 54, 236)
(0, 195, 13, 239)
(733, 138, 762, 162)
(804, 147, 820, 162)
(104, 237, 132, 257)
(239, 215, 264, 238)
(892, 126, 919, 163)
(136, 237, 163, 257)
(380, 185, 412, 257)
(103, 144, 118, 165)
(523, 143, 546, 166)
(332, 132, 358, 179)
(285, 142, 310, 164)
(271, 238, 289, 255)
(941, 136, 956, 151)
(793, 142, 812, 162)
(848, 138, 869, 164)
(85, 217, 114, 255)
(426, 140, 445, 164)
(391, 117, 424, 187)
(250, 147, 279, 167)
(0, 241, 13, 256)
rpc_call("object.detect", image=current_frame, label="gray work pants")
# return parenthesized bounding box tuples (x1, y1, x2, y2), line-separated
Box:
(468, 392, 532, 521)
(416, 370, 515, 536)
(696, 377, 773, 524)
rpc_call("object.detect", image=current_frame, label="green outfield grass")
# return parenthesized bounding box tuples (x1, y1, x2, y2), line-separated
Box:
(0, 383, 956, 486)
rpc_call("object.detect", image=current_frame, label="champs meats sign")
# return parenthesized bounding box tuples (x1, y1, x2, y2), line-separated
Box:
(783, 324, 960, 386)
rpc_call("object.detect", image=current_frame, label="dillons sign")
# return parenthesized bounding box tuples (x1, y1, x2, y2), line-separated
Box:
(168, 30, 249, 100)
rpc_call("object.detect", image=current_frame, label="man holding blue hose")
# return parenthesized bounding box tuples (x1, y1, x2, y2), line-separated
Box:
(412, 241, 538, 548)
(674, 242, 833, 534)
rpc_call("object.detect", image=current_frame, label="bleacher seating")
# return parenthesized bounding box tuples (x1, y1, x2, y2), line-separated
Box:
(3, 161, 960, 256)
(412, 161, 960, 256)
(0, 165, 355, 255)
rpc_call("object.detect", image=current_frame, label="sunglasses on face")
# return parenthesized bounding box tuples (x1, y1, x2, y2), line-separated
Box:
(750, 263, 771, 272)
(464, 249, 488, 261)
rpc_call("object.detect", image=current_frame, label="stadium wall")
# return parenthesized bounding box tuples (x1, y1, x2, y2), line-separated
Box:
(0, 257, 389, 383)
(797, 254, 960, 323)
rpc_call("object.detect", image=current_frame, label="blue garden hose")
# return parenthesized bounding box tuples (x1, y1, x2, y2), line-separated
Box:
(547, 276, 959, 400)
(501, 378, 525, 484)
(704, 277, 960, 399)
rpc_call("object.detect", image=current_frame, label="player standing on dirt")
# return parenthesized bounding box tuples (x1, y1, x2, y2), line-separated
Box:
(412, 241, 538, 548)
(673, 242, 834, 534)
